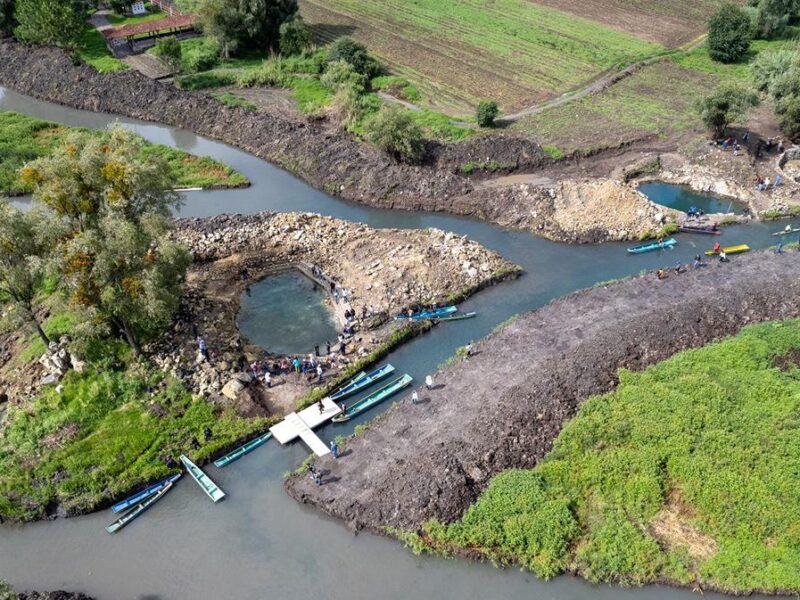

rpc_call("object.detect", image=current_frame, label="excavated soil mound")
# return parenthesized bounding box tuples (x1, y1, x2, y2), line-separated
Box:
(287, 251, 800, 531)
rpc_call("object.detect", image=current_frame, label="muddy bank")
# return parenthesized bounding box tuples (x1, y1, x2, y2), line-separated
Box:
(146, 212, 519, 408)
(287, 250, 800, 531)
(0, 42, 662, 243)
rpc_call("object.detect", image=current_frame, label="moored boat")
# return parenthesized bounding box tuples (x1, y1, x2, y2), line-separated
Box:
(332, 374, 413, 423)
(626, 238, 677, 254)
(329, 364, 395, 402)
(214, 432, 273, 468)
(180, 455, 226, 502)
(705, 244, 750, 256)
(105, 482, 175, 534)
(435, 311, 477, 322)
(772, 227, 800, 236)
(111, 473, 181, 513)
(394, 306, 457, 320)
(679, 225, 721, 235)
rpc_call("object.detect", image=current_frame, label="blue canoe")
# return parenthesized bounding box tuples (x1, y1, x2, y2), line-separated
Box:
(330, 364, 395, 402)
(627, 238, 677, 254)
(111, 473, 182, 514)
(106, 481, 175, 534)
(395, 306, 457, 321)
(332, 374, 414, 423)
(213, 431, 273, 468)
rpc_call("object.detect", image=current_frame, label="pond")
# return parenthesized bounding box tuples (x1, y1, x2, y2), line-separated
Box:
(238, 272, 339, 356)
(638, 182, 747, 215)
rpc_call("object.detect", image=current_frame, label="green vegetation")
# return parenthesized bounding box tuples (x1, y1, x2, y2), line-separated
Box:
(476, 100, 499, 128)
(152, 36, 183, 72)
(697, 83, 759, 137)
(365, 105, 425, 164)
(423, 320, 800, 594)
(371, 75, 421, 103)
(279, 16, 312, 56)
(76, 28, 130, 74)
(197, 0, 298, 58)
(106, 6, 167, 27)
(13, 0, 86, 50)
(0, 111, 247, 194)
(213, 91, 257, 111)
(707, 3, 753, 63)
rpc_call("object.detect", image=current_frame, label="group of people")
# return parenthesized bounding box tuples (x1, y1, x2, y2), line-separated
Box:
(755, 174, 782, 192)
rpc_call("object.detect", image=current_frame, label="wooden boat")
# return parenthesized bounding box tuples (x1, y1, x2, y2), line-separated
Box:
(626, 238, 677, 254)
(705, 244, 750, 256)
(772, 227, 800, 236)
(329, 364, 395, 401)
(180, 455, 226, 502)
(112, 474, 181, 513)
(213, 432, 273, 468)
(326, 370, 367, 401)
(394, 306, 457, 321)
(435, 311, 477, 322)
(105, 482, 175, 534)
(679, 225, 721, 235)
(332, 374, 413, 423)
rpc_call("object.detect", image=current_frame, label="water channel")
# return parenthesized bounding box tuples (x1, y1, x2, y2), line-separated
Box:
(0, 86, 785, 600)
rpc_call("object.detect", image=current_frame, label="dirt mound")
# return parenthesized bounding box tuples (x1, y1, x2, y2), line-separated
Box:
(286, 251, 800, 531)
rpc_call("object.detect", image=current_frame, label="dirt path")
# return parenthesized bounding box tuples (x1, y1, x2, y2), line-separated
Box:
(287, 250, 800, 531)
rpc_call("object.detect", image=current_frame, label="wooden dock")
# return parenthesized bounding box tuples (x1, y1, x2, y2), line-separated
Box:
(270, 398, 341, 457)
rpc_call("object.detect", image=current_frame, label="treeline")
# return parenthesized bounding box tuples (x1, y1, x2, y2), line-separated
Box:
(0, 127, 189, 358)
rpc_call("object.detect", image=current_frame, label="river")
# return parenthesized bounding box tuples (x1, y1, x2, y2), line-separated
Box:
(0, 86, 782, 600)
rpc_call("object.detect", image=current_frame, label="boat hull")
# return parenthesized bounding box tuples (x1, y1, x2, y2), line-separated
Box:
(679, 227, 721, 235)
(329, 364, 395, 402)
(394, 306, 457, 321)
(627, 239, 677, 254)
(435, 312, 476, 322)
(332, 374, 413, 423)
(106, 482, 174, 534)
(214, 432, 273, 468)
(705, 244, 750, 256)
(180, 455, 226, 502)
(111, 473, 181, 513)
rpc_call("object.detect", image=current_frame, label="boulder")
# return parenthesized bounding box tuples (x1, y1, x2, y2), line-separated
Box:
(221, 378, 245, 400)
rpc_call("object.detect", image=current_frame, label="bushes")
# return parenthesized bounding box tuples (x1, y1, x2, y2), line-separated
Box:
(476, 100, 499, 127)
(749, 45, 800, 137)
(697, 83, 759, 137)
(180, 38, 220, 73)
(365, 105, 425, 164)
(279, 16, 311, 56)
(708, 4, 754, 63)
(153, 36, 182, 71)
(327, 37, 380, 78)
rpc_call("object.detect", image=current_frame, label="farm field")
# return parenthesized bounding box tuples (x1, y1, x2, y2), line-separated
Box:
(299, 0, 665, 112)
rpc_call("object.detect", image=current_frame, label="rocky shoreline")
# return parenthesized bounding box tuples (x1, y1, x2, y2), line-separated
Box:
(0, 41, 679, 243)
(286, 250, 800, 532)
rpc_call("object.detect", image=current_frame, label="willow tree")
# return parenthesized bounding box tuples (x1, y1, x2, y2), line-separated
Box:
(19, 126, 189, 357)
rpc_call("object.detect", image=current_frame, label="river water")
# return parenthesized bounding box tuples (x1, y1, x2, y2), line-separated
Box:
(0, 86, 782, 600)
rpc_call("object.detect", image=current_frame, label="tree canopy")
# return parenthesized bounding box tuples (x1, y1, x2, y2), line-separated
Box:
(697, 84, 759, 137)
(327, 37, 380, 78)
(13, 0, 87, 50)
(198, 0, 298, 58)
(366, 105, 425, 164)
(708, 4, 754, 63)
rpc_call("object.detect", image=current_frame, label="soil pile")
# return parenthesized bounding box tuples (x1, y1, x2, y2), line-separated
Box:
(287, 251, 800, 531)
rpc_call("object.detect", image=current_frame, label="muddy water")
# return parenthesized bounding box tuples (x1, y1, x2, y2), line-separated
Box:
(0, 86, 781, 600)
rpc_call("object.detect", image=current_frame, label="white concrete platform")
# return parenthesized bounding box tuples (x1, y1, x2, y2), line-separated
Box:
(270, 397, 341, 456)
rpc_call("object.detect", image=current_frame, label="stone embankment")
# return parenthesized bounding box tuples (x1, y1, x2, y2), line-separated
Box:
(147, 212, 518, 407)
(287, 250, 800, 531)
(0, 41, 664, 243)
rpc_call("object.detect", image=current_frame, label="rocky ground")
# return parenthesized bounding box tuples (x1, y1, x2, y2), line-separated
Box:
(287, 249, 800, 531)
(143, 212, 518, 414)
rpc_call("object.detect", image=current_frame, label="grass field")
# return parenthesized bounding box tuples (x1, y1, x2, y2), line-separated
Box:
(299, 0, 665, 112)
(423, 320, 800, 594)
(77, 27, 129, 74)
(0, 111, 248, 194)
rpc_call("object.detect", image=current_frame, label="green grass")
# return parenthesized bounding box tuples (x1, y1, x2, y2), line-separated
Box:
(291, 77, 332, 113)
(371, 75, 421, 103)
(18, 313, 81, 364)
(76, 28, 129, 74)
(0, 358, 272, 521)
(423, 319, 800, 594)
(213, 92, 257, 112)
(0, 111, 247, 194)
(106, 5, 166, 27)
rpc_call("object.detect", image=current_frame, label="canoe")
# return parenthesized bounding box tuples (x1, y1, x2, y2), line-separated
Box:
(111, 473, 181, 513)
(435, 311, 477, 322)
(679, 226, 721, 235)
(332, 374, 413, 423)
(626, 238, 677, 254)
(328, 370, 366, 397)
(213, 432, 273, 468)
(772, 227, 800, 236)
(705, 244, 750, 256)
(105, 482, 175, 534)
(329, 364, 395, 402)
(180, 455, 226, 502)
(394, 306, 457, 321)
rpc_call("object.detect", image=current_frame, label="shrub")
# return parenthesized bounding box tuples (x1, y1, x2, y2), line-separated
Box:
(152, 36, 182, 71)
(328, 81, 367, 130)
(697, 83, 759, 137)
(279, 16, 312, 56)
(321, 59, 366, 92)
(365, 105, 425, 164)
(327, 37, 380, 78)
(476, 100, 499, 127)
(180, 38, 220, 73)
(708, 4, 754, 63)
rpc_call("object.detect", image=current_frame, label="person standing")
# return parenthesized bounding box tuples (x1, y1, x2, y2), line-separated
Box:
(264, 371, 272, 389)
(198, 336, 208, 362)
(315, 344, 320, 357)
(777, 241, 784, 255)
(316, 364, 323, 383)
(411, 390, 419, 405)
(326, 340, 331, 355)
(330, 440, 339, 458)
(425, 375, 434, 390)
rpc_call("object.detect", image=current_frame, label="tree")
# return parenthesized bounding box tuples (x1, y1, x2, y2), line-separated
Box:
(776, 94, 800, 137)
(754, 0, 799, 38)
(708, 4, 754, 63)
(476, 100, 499, 127)
(60, 212, 190, 357)
(0, 201, 65, 347)
(153, 36, 183, 71)
(0, 0, 15, 37)
(365, 105, 425, 164)
(279, 16, 311, 56)
(320, 59, 366, 92)
(327, 37, 380, 78)
(697, 84, 759, 137)
(13, 0, 87, 50)
(198, 0, 297, 58)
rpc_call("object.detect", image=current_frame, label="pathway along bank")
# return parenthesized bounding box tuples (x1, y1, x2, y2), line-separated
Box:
(287, 251, 800, 531)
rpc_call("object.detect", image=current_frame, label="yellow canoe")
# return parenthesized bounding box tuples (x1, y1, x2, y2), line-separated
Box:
(705, 244, 750, 256)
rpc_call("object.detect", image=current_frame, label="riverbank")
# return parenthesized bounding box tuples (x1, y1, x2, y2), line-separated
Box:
(0, 110, 248, 195)
(286, 250, 800, 537)
(0, 41, 690, 243)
